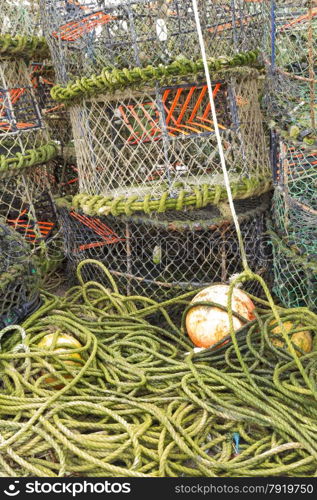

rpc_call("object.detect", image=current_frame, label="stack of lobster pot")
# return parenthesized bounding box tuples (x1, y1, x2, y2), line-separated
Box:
(41, 0, 273, 298)
(265, 0, 317, 311)
(0, 0, 58, 254)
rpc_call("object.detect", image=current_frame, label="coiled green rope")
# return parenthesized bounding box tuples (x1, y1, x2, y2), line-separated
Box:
(0, 260, 316, 477)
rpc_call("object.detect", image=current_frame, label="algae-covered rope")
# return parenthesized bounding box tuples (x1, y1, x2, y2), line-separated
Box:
(0, 259, 317, 477)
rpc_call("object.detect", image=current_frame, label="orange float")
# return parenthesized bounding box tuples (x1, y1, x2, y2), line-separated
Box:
(185, 284, 255, 348)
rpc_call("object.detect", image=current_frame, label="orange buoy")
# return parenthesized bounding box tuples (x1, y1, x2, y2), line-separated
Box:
(185, 284, 255, 348)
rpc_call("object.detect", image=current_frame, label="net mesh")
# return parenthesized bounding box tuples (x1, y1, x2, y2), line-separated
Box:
(270, 226, 317, 311)
(270, 135, 317, 254)
(71, 73, 269, 207)
(265, 0, 316, 134)
(0, 218, 41, 328)
(1, 0, 40, 38)
(270, 132, 317, 310)
(0, 59, 46, 158)
(57, 192, 272, 299)
(40, 0, 267, 84)
(30, 62, 79, 196)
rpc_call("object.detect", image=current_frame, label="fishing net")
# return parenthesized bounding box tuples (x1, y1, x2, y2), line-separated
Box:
(40, 0, 266, 84)
(57, 192, 272, 299)
(0, 218, 41, 330)
(69, 69, 270, 216)
(265, 0, 316, 135)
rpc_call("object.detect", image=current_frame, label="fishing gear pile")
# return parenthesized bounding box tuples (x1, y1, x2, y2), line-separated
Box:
(0, 260, 316, 477)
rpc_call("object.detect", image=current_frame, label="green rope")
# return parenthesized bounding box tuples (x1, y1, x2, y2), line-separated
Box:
(64, 177, 272, 216)
(0, 35, 49, 59)
(0, 142, 59, 180)
(51, 51, 261, 104)
(0, 259, 317, 477)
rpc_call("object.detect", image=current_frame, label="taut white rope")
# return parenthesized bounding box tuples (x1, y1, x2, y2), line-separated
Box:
(191, 0, 250, 271)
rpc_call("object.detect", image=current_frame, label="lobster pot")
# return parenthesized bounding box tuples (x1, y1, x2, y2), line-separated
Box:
(266, 1, 316, 132)
(58, 193, 272, 299)
(270, 228, 317, 312)
(70, 71, 269, 213)
(0, 58, 58, 247)
(272, 137, 317, 207)
(40, 0, 266, 83)
(31, 63, 79, 196)
(0, 219, 41, 329)
(270, 135, 317, 256)
(1, 0, 39, 38)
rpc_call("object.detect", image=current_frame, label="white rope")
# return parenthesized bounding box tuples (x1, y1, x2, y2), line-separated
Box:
(191, 0, 249, 271)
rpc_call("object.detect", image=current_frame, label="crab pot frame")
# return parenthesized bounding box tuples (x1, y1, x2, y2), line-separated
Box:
(58, 192, 272, 299)
(266, 1, 316, 131)
(270, 134, 317, 256)
(0, 59, 44, 141)
(270, 227, 317, 312)
(0, 219, 41, 329)
(41, 0, 266, 83)
(70, 71, 269, 211)
(0, 218, 36, 274)
(0, 58, 50, 161)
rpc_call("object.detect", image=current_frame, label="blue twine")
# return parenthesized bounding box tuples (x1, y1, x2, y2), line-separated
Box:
(232, 432, 240, 455)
